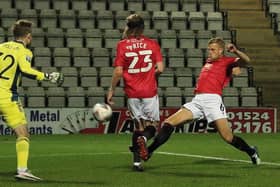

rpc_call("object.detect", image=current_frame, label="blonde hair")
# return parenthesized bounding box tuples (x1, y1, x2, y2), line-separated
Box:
(208, 37, 225, 49)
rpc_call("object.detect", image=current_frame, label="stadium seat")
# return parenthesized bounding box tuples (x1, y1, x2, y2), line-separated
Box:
(222, 87, 239, 107)
(0, 28, 6, 43)
(78, 10, 95, 29)
(178, 30, 196, 48)
(46, 28, 65, 47)
(175, 67, 193, 88)
(188, 12, 205, 30)
(143, 29, 159, 41)
(199, 0, 216, 12)
(181, 0, 198, 12)
(145, 0, 162, 11)
(197, 30, 214, 49)
(33, 47, 52, 67)
(46, 87, 66, 107)
(240, 87, 258, 107)
(53, 48, 71, 67)
(207, 12, 223, 30)
(152, 11, 169, 30)
(168, 48, 185, 68)
(268, 0, 280, 13)
(73, 48, 91, 67)
(26, 87, 46, 107)
(127, 0, 144, 11)
(19, 9, 39, 28)
(89, 0, 107, 10)
(99, 67, 114, 87)
(80, 67, 98, 87)
(53, 0, 70, 10)
(87, 87, 105, 107)
(59, 10, 76, 29)
(1, 9, 18, 29)
(84, 29, 103, 48)
(215, 30, 233, 44)
(30, 28, 46, 47)
(61, 67, 79, 87)
(67, 87, 86, 107)
(104, 29, 122, 48)
(14, 0, 31, 9)
(232, 68, 249, 87)
(186, 48, 203, 68)
(115, 11, 132, 29)
(108, 0, 125, 11)
(183, 87, 195, 102)
(158, 68, 174, 87)
(96, 10, 114, 29)
(160, 30, 177, 48)
(21, 76, 39, 88)
(72, 0, 89, 10)
(157, 87, 165, 107)
(66, 28, 84, 47)
(165, 87, 183, 107)
(18, 87, 26, 107)
(40, 9, 58, 28)
(92, 48, 110, 67)
(170, 11, 187, 30)
(163, 0, 180, 11)
(33, 0, 51, 9)
(0, 0, 12, 8)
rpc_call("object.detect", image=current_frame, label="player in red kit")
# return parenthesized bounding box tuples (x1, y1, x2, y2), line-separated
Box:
(106, 14, 164, 171)
(138, 37, 261, 166)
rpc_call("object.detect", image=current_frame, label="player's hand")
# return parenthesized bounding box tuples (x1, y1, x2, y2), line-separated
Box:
(226, 43, 237, 53)
(45, 72, 64, 86)
(106, 89, 114, 106)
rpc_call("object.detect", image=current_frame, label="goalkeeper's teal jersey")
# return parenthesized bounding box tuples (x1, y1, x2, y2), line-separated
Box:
(0, 41, 44, 100)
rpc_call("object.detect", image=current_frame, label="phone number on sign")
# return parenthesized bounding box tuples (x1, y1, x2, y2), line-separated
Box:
(227, 110, 275, 133)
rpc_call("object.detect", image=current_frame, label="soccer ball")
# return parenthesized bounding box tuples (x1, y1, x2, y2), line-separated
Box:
(92, 103, 112, 122)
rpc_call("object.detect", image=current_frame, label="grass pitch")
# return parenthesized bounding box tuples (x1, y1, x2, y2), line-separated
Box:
(0, 133, 279, 187)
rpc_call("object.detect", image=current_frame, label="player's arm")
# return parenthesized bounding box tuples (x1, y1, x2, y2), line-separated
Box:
(18, 53, 64, 85)
(155, 61, 164, 75)
(107, 66, 123, 105)
(226, 43, 251, 67)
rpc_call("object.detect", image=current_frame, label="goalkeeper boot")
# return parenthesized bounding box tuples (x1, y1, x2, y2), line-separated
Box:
(137, 136, 150, 161)
(250, 146, 261, 165)
(15, 170, 42, 181)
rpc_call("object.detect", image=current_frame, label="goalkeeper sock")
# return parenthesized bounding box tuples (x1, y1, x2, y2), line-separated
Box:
(148, 123, 174, 153)
(230, 135, 255, 156)
(142, 126, 156, 140)
(16, 137, 30, 171)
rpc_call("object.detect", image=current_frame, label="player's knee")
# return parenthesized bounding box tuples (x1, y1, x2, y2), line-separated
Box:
(16, 136, 30, 143)
(222, 134, 234, 144)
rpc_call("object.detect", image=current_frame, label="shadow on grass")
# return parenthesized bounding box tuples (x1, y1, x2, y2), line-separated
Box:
(0, 171, 106, 185)
(149, 170, 233, 178)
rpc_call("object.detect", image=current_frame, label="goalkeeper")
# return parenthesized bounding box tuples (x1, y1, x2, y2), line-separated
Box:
(0, 19, 63, 181)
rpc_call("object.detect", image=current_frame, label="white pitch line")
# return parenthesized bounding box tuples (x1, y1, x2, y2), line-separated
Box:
(157, 151, 280, 166)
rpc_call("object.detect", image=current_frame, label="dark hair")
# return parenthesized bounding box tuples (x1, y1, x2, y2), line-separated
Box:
(12, 19, 33, 38)
(208, 37, 225, 49)
(122, 14, 144, 39)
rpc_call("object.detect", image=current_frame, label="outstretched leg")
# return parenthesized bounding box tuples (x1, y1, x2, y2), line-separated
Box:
(215, 118, 261, 165)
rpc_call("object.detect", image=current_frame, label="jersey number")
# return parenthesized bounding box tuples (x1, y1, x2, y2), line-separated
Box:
(0, 52, 15, 80)
(125, 50, 152, 74)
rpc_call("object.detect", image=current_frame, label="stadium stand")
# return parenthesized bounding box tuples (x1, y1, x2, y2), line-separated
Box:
(0, 0, 264, 108)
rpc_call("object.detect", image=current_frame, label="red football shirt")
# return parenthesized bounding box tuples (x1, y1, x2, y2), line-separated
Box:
(195, 56, 239, 95)
(114, 36, 162, 98)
